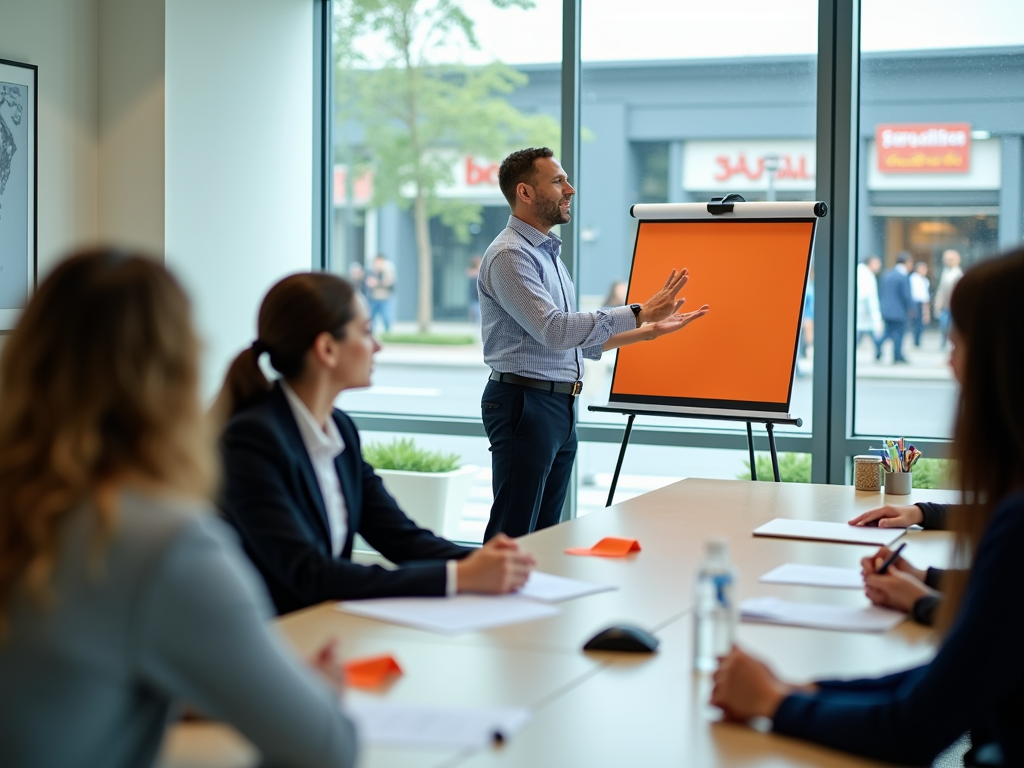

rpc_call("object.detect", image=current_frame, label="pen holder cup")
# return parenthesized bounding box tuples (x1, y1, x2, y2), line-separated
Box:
(884, 471, 912, 495)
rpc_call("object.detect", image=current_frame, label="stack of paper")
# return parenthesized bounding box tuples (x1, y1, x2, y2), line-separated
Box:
(740, 596, 905, 633)
(338, 594, 558, 634)
(337, 571, 615, 634)
(753, 518, 905, 546)
(516, 571, 617, 603)
(348, 699, 530, 749)
(759, 563, 863, 589)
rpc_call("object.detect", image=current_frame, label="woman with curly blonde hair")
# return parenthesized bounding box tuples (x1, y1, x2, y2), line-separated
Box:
(0, 249, 356, 768)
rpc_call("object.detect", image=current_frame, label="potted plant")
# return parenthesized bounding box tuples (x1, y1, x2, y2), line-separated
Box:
(362, 437, 479, 537)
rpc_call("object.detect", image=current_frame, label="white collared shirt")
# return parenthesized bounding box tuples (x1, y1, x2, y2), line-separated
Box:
(280, 382, 458, 595)
(281, 382, 348, 557)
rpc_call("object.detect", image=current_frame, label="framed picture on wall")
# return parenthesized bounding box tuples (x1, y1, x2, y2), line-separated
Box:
(0, 58, 37, 331)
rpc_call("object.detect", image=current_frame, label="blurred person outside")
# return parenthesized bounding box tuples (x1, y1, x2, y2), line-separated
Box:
(601, 280, 627, 308)
(856, 254, 883, 353)
(347, 260, 366, 296)
(934, 249, 964, 349)
(365, 254, 396, 334)
(478, 147, 709, 541)
(797, 265, 814, 363)
(909, 260, 931, 347)
(877, 251, 913, 364)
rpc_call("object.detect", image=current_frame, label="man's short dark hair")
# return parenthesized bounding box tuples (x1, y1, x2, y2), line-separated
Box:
(498, 147, 554, 208)
(896, 251, 912, 265)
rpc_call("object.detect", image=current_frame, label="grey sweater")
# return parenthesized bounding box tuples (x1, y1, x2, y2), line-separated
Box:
(0, 492, 357, 768)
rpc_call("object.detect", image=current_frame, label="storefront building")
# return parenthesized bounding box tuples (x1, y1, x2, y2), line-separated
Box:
(334, 46, 1023, 321)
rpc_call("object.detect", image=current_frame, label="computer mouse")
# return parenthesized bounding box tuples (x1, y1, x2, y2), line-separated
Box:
(582, 624, 659, 653)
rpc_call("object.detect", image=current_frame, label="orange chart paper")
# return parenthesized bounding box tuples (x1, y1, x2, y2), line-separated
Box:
(344, 654, 403, 688)
(565, 537, 642, 557)
(612, 220, 814, 408)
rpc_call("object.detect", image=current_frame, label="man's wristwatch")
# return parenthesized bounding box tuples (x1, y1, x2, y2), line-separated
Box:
(630, 303, 642, 328)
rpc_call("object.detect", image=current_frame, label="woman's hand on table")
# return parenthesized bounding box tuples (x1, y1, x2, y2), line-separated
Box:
(710, 647, 799, 722)
(849, 504, 923, 528)
(457, 533, 537, 594)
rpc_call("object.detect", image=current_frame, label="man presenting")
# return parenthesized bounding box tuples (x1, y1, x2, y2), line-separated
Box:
(478, 147, 709, 540)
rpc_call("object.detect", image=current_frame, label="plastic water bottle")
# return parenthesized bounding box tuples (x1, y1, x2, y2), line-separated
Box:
(693, 538, 738, 673)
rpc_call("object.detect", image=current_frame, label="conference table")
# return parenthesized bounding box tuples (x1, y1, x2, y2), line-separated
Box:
(160, 478, 958, 768)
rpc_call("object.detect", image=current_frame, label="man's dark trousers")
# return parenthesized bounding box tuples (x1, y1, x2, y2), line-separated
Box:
(878, 319, 908, 362)
(481, 379, 577, 541)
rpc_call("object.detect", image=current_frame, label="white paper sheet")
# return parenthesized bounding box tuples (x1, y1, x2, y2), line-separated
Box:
(760, 563, 864, 589)
(347, 699, 531, 749)
(337, 594, 559, 635)
(740, 596, 905, 633)
(753, 518, 905, 546)
(515, 571, 617, 603)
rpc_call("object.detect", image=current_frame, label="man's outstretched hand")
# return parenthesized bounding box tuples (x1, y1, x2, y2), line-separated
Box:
(643, 304, 710, 340)
(637, 269, 692, 325)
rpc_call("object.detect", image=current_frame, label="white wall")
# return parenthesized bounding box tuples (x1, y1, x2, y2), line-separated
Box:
(165, 0, 314, 399)
(97, 0, 165, 253)
(0, 0, 99, 277)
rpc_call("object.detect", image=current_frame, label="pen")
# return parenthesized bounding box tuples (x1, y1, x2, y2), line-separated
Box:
(876, 542, 907, 574)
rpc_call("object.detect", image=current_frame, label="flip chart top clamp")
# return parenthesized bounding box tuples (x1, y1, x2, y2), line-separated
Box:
(707, 193, 746, 214)
(706, 194, 829, 218)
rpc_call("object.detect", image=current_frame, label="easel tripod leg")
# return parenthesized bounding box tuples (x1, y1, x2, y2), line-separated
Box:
(766, 422, 781, 482)
(606, 413, 636, 507)
(746, 421, 757, 481)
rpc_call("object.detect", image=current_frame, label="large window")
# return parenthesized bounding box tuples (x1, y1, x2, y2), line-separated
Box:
(574, 0, 818, 498)
(330, 0, 561, 420)
(326, 1, 1024, 541)
(852, 0, 1024, 439)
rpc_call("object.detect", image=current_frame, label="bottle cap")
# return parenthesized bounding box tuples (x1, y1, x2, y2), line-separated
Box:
(706, 537, 729, 557)
(854, 455, 882, 464)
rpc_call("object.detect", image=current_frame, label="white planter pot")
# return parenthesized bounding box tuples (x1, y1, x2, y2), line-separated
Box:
(375, 464, 480, 538)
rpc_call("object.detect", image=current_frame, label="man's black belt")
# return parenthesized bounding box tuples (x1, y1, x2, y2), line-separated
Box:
(489, 369, 583, 396)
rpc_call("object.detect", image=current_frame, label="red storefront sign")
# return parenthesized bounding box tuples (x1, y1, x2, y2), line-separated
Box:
(465, 157, 499, 186)
(876, 123, 971, 173)
(333, 166, 374, 205)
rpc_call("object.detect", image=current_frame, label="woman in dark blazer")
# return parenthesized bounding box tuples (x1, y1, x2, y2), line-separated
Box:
(711, 247, 1024, 766)
(217, 272, 535, 615)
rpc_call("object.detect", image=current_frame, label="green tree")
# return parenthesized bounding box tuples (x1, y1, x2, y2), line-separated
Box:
(335, 0, 558, 332)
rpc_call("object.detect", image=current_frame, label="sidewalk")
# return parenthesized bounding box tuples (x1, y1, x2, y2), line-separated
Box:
(375, 322, 486, 369)
(376, 321, 954, 382)
(850, 327, 953, 381)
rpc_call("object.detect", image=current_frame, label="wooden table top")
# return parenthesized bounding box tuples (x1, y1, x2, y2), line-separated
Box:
(159, 479, 958, 768)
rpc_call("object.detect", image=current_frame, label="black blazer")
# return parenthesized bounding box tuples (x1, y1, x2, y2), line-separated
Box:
(773, 490, 1024, 765)
(221, 384, 472, 614)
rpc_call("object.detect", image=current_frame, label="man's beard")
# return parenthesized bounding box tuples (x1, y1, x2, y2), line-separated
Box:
(536, 195, 571, 228)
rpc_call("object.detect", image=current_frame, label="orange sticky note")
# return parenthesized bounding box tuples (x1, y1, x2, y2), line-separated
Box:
(564, 537, 641, 557)
(343, 654, 403, 688)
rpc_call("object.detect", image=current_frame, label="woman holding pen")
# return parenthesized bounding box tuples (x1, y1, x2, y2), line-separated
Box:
(710, 246, 1024, 766)
(849, 500, 954, 625)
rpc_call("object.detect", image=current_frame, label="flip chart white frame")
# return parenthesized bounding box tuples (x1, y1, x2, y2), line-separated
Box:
(591, 200, 826, 500)
(609, 200, 825, 421)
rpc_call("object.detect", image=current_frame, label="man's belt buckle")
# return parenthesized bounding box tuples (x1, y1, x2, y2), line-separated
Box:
(571, 381, 583, 396)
